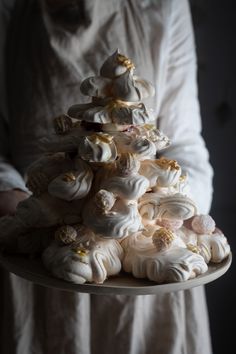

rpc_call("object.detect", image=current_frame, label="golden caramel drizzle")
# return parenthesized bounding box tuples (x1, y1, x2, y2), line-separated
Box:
(154, 228, 175, 243)
(153, 227, 175, 252)
(179, 175, 187, 182)
(143, 124, 156, 131)
(106, 99, 129, 112)
(155, 157, 180, 171)
(117, 53, 135, 70)
(88, 133, 113, 144)
(73, 248, 88, 257)
(106, 99, 139, 123)
(187, 243, 200, 254)
(62, 172, 76, 182)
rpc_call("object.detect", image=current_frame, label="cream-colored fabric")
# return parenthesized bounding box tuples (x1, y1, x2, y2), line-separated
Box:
(0, 0, 213, 353)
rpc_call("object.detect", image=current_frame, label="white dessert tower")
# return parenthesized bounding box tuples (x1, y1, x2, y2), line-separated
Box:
(0, 51, 230, 285)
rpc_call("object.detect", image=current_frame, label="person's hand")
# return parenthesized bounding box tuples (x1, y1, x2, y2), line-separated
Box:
(0, 189, 30, 217)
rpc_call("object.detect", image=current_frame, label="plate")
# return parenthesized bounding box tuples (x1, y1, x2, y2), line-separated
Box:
(0, 252, 232, 295)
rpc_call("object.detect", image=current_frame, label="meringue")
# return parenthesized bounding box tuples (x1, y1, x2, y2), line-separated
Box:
(138, 192, 161, 221)
(100, 50, 134, 78)
(139, 158, 182, 188)
(191, 214, 216, 234)
(78, 133, 117, 162)
(42, 235, 123, 284)
(83, 196, 143, 238)
(26, 153, 74, 195)
(102, 174, 149, 200)
(175, 218, 231, 265)
(152, 228, 176, 252)
(158, 193, 197, 220)
(121, 233, 207, 283)
(48, 159, 93, 201)
(102, 153, 149, 200)
(0, 50, 230, 287)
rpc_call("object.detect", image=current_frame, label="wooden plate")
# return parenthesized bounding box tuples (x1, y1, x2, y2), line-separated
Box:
(0, 252, 232, 295)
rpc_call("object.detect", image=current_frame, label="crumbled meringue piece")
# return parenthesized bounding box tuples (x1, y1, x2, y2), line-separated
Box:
(94, 189, 116, 212)
(55, 225, 78, 245)
(152, 228, 176, 252)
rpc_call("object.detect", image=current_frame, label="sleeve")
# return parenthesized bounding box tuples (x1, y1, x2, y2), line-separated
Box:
(0, 0, 28, 192)
(158, 0, 213, 214)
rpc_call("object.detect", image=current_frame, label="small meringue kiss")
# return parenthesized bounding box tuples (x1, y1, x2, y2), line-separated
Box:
(191, 215, 216, 235)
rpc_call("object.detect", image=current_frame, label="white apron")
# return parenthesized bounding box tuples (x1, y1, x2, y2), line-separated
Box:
(0, 0, 213, 353)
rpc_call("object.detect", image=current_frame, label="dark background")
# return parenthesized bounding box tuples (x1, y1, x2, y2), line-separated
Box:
(190, 1, 236, 353)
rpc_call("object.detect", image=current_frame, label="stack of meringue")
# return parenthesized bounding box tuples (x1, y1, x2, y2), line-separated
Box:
(0, 50, 230, 285)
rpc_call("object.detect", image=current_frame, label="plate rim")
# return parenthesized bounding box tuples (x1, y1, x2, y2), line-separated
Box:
(0, 252, 232, 295)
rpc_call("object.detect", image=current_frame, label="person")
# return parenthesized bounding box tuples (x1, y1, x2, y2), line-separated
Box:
(0, 0, 214, 353)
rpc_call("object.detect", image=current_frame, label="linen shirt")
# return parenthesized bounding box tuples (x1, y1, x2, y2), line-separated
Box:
(0, 1, 213, 353)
